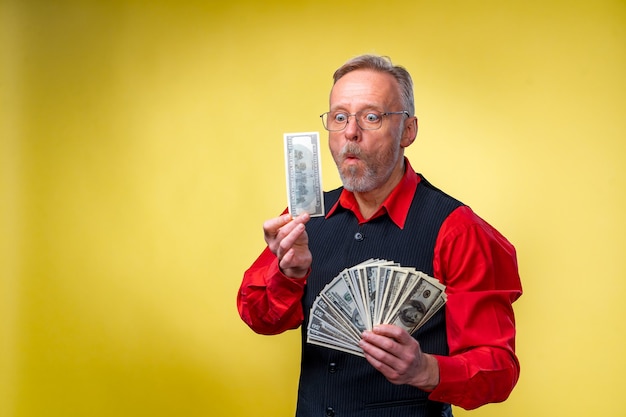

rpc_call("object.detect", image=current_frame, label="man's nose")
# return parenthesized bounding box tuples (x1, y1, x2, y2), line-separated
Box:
(343, 116, 360, 140)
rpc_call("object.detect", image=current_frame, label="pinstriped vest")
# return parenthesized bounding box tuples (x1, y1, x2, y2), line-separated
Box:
(296, 175, 462, 417)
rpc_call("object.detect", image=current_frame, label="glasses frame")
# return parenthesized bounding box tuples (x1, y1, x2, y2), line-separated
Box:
(320, 110, 410, 131)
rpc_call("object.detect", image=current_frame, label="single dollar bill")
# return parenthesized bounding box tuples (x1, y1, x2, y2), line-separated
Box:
(284, 132, 324, 217)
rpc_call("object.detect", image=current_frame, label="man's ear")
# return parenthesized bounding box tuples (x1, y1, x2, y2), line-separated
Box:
(400, 116, 418, 148)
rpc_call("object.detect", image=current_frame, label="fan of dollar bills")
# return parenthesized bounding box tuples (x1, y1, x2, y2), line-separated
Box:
(307, 259, 447, 357)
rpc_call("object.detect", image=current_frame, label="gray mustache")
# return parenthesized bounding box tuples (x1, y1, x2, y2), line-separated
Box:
(339, 144, 362, 158)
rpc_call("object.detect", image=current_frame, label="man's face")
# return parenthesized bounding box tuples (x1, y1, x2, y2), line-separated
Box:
(328, 69, 408, 193)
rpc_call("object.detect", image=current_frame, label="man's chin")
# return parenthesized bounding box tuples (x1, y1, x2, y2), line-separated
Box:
(339, 174, 358, 192)
(340, 175, 375, 193)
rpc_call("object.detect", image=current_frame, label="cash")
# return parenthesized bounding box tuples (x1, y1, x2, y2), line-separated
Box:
(306, 259, 447, 357)
(284, 132, 324, 217)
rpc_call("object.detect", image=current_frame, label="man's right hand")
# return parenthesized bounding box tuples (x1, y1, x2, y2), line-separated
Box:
(263, 212, 312, 278)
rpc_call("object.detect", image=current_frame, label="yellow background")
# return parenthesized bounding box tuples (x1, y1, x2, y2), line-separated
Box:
(1, 0, 625, 416)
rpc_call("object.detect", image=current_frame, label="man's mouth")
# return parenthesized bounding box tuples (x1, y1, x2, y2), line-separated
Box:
(341, 146, 361, 160)
(342, 154, 361, 166)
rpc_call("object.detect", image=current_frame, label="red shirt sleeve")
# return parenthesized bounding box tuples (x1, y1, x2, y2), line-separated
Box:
(237, 246, 308, 335)
(428, 206, 522, 409)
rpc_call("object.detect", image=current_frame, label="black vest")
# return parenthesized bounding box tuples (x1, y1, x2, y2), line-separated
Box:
(296, 175, 462, 417)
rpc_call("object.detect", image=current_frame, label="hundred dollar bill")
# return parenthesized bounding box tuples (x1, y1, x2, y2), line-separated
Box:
(389, 273, 445, 334)
(322, 272, 367, 333)
(377, 266, 410, 325)
(381, 269, 420, 324)
(356, 263, 383, 329)
(284, 132, 324, 217)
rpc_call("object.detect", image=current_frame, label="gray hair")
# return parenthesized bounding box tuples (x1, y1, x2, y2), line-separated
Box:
(332, 54, 415, 116)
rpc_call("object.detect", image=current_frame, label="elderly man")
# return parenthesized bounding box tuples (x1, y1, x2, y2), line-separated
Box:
(238, 54, 522, 417)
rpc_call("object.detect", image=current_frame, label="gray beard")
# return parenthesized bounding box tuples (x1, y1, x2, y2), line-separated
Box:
(340, 165, 380, 193)
(335, 125, 404, 193)
(338, 153, 398, 193)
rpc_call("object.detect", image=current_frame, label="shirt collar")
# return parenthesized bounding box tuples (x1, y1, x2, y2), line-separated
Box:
(326, 158, 420, 229)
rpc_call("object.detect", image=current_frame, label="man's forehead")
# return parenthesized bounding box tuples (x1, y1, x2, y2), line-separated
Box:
(330, 69, 400, 106)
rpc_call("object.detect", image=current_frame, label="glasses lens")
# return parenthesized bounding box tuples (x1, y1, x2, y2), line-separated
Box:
(358, 111, 383, 130)
(322, 112, 344, 131)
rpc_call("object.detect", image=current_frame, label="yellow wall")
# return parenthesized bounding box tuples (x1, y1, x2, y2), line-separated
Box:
(1, 0, 625, 416)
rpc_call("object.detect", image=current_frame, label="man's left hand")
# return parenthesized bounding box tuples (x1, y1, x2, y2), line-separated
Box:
(359, 324, 440, 391)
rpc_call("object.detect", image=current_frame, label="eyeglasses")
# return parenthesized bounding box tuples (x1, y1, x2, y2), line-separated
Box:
(320, 110, 409, 131)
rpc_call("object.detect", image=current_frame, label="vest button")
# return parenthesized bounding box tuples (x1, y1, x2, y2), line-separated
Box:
(354, 232, 364, 241)
(326, 407, 335, 417)
(328, 362, 337, 373)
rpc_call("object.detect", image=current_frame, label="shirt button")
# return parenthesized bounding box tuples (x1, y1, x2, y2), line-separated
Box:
(326, 407, 335, 417)
(354, 232, 364, 241)
(328, 362, 337, 373)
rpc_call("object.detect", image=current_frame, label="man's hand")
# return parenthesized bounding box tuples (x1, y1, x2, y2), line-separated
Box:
(263, 212, 312, 278)
(359, 324, 440, 391)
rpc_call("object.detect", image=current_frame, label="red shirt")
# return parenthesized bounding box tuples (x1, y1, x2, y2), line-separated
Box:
(238, 159, 522, 410)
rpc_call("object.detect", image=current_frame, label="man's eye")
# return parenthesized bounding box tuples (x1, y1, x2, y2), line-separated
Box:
(334, 113, 348, 122)
(365, 112, 380, 123)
